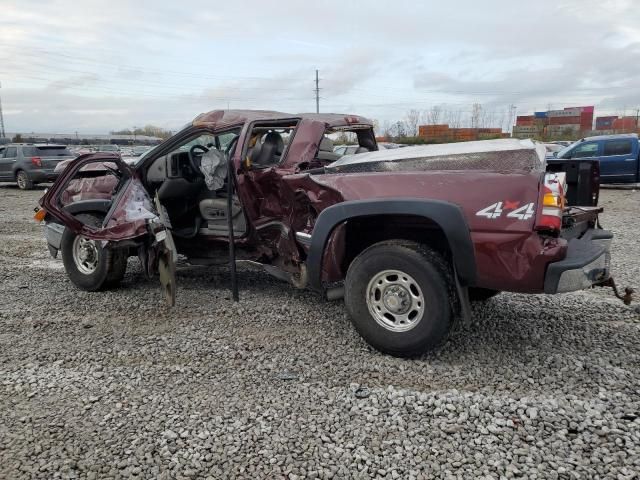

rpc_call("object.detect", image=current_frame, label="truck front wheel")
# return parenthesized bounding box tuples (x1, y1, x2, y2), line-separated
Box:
(345, 241, 453, 357)
(60, 214, 127, 291)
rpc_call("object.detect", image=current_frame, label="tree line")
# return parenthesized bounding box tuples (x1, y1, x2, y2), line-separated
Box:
(111, 125, 173, 139)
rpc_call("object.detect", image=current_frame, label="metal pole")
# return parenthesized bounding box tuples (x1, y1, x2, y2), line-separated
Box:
(0, 81, 6, 139)
(227, 150, 239, 302)
(315, 69, 320, 114)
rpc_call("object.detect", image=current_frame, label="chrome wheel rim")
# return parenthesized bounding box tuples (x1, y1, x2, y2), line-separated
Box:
(366, 269, 425, 332)
(72, 236, 99, 274)
(16, 172, 26, 189)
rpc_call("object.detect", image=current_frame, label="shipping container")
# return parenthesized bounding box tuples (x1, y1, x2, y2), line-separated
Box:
(612, 117, 638, 130)
(573, 105, 595, 113)
(546, 124, 581, 135)
(549, 116, 582, 125)
(534, 111, 548, 118)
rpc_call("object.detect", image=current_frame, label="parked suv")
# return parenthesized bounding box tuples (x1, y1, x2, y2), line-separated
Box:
(0, 144, 74, 189)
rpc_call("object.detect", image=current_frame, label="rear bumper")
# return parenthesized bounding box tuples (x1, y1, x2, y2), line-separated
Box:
(544, 229, 612, 294)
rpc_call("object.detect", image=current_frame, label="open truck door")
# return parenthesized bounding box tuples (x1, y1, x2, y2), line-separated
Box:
(38, 153, 177, 305)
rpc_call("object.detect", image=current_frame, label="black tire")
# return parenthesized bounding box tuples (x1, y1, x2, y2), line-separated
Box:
(60, 213, 127, 291)
(468, 287, 500, 302)
(345, 240, 454, 357)
(16, 170, 34, 190)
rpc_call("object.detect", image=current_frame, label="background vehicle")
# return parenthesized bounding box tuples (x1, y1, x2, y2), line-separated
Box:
(133, 145, 152, 156)
(39, 110, 618, 357)
(333, 144, 368, 157)
(0, 143, 74, 189)
(552, 133, 640, 183)
(94, 144, 121, 153)
(544, 143, 563, 157)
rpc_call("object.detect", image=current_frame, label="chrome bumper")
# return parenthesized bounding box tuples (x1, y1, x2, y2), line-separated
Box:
(544, 229, 612, 294)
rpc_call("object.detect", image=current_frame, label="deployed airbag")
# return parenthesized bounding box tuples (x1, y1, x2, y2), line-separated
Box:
(200, 149, 228, 191)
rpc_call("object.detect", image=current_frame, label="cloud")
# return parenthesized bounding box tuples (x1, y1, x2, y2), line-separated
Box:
(0, 0, 639, 132)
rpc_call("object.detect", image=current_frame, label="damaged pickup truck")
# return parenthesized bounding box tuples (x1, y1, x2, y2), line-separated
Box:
(37, 110, 629, 357)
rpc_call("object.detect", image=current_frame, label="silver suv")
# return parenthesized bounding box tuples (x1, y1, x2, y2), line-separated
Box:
(0, 144, 74, 190)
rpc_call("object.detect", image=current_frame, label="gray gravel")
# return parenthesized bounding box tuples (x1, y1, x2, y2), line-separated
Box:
(1, 183, 639, 479)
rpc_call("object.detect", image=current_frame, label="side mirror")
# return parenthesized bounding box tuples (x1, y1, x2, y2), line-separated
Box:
(552, 152, 558, 158)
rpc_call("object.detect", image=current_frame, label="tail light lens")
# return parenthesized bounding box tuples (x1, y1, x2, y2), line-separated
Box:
(535, 172, 567, 232)
(31, 156, 42, 167)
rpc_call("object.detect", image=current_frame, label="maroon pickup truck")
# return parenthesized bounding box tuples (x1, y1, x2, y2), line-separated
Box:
(38, 110, 625, 357)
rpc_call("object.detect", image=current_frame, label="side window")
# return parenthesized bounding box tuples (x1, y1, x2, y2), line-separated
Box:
(571, 142, 599, 158)
(4, 147, 17, 158)
(603, 140, 633, 156)
(245, 121, 298, 168)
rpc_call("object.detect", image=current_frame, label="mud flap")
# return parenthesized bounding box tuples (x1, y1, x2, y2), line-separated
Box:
(154, 194, 177, 307)
(155, 229, 177, 306)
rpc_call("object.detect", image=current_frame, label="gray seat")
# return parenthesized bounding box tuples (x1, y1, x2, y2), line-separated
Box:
(250, 131, 284, 167)
(199, 196, 247, 236)
(316, 137, 340, 162)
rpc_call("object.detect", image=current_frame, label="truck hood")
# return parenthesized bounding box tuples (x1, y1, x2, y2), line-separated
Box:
(327, 138, 546, 174)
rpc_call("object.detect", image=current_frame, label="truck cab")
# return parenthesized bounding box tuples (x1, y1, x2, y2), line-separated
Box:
(553, 133, 640, 184)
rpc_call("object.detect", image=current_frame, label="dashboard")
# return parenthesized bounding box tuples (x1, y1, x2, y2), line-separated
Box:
(147, 151, 198, 183)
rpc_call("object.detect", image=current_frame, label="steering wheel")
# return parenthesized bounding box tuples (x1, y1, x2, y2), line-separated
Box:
(188, 144, 209, 174)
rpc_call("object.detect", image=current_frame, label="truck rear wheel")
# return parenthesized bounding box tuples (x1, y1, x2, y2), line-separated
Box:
(60, 213, 127, 291)
(345, 241, 453, 357)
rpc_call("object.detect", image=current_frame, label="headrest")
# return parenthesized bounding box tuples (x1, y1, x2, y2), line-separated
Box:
(251, 131, 284, 166)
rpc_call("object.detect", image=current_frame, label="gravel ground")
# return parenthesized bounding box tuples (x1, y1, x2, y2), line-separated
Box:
(0, 183, 639, 479)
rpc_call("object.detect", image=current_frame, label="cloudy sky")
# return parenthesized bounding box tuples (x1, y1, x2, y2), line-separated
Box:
(1, 0, 639, 134)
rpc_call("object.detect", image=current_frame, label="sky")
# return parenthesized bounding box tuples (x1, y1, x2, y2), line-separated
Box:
(1, 0, 640, 134)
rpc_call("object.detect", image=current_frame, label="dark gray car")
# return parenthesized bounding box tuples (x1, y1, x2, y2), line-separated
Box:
(0, 144, 74, 189)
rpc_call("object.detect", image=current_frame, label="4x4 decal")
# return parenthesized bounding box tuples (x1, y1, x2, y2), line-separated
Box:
(476, 201, 535, 220)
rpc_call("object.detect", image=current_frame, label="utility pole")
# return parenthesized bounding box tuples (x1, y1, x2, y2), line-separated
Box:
(506, 104, 516, 134)
(0, 81, 6, 139)
(314, 69, 320, 114)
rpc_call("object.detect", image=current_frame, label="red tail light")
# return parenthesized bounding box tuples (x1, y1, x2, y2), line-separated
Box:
(31, 156, 42, 167)
(535, 173, 566, 233)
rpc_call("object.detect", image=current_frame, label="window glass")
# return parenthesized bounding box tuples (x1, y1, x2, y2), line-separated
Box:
(603, 140, 632, 156)
(4, 147, 17, 158)
(572, 142, 598, 158)
(35, 146, 72, 156)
